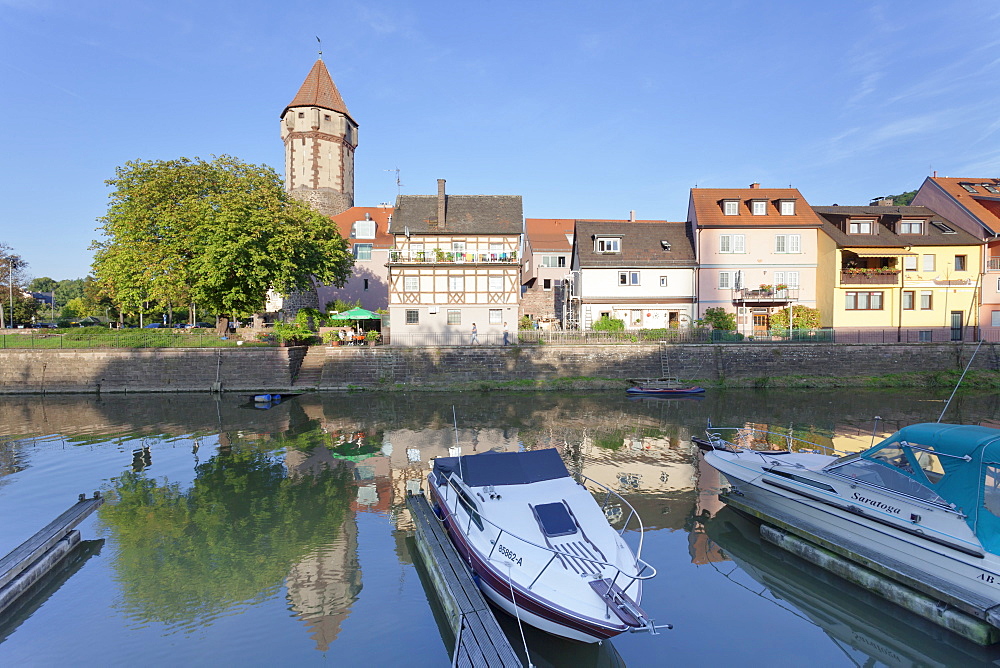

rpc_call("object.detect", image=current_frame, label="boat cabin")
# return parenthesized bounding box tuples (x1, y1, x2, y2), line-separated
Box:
(824, 423, 1000, 551)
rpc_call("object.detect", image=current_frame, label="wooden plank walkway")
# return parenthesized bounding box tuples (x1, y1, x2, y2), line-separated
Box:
(0, 493, 104, 615)
(407, 493, 522, 668)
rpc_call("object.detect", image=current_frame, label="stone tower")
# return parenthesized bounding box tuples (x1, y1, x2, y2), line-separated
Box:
(281, 59, 358, 217)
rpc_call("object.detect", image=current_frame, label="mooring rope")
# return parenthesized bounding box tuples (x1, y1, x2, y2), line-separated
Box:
(504, 563, 534, 668)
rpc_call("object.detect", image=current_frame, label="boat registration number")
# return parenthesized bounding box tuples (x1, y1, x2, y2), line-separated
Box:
(497, 544, 523, 567)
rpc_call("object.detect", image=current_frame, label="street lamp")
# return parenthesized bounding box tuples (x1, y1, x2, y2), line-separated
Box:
(7, 255, 17, 330)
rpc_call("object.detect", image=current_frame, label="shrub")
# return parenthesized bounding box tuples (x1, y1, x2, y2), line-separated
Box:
(591, 316, 625, 332)
(702, 307, 736, 331)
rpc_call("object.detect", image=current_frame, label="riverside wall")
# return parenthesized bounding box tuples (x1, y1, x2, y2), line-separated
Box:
(0, 343, 992, 393)
(0, 348, 306, 393)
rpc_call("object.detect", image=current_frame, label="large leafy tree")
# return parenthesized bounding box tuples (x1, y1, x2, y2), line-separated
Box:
(0, 243, 40, 327)
(91, 156, 353, 320)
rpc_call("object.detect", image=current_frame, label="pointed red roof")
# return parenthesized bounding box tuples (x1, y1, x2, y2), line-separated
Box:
(282, 59, 354, 123)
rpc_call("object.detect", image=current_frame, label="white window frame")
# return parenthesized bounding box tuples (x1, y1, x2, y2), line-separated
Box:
(720, 234, 746, 254)
(405, 309, 419, 325)
(452, 241, 466, 252)
(751, 200, 767, 216)
(353, 243, 373, 261)
(659, 276, 668, 287)
(488, 276, 503, 292)
(447, 309, 461, 325)
(718, 272, 732, 289)
(618, 271, 640, 286)
(489, 309, 502, 325)
(992, 311, 1000, 327)
(899, 221, 923, 234)
(920, 291, 933, 309)
(404, 276, 419, 291)
(595, 237, 620, 253)
(923, 254, 936, 271)
(723, 200, 739, 216)
(779, 200, 795, 215)
(786, 271, 800, 288)
(849, 220, 873, 234)
(449, 276, 464, 292)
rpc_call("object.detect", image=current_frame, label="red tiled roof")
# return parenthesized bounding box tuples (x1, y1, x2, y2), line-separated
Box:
(329, 206, 395, 248)
(525, 219, 574, 250)
(283, 59, 354, 122)
(689, 187, 823, 227)
(926, 177, 1000, 229)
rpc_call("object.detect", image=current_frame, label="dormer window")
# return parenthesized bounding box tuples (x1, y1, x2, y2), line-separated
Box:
(899, 220, 923, 234)
(660, 240, 671, 250)
(779, 199, 796, 215)
(751, 200, 767, 216)
(723, 199, 739, 216)
(352, 219, 376, 239)
(849, 220, 874, 234)
(595, 237, 620, 253)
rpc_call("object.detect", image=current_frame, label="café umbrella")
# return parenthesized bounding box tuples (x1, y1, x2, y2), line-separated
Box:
(328, 307, 380, 321)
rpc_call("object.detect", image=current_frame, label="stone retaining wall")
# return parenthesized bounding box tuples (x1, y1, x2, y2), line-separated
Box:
(0, 343, 994, 393)
(0, 348, 305, 393)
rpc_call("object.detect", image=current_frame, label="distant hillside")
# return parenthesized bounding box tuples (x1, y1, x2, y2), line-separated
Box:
(873, 190, 916, 206)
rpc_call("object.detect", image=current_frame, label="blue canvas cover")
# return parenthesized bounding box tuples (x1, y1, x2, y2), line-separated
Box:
(432, 449, 570, 488)
(858, 423, 1000, 553)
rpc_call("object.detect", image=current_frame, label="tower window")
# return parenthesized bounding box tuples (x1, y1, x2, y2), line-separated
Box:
(324, 114, 331, 122)
(298, 112, 304, 118)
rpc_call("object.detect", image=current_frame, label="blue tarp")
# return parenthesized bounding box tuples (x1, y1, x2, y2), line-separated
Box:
(433, 448, 569, 487)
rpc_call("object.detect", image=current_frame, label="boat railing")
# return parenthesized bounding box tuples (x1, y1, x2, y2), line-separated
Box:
(704, 425, 847, 457)
(436, 473, 656, 601)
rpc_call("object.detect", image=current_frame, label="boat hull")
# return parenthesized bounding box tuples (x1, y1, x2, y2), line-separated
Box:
(705, 451, 1000, 616)
(626, 386, 705, 396)
(427, 482, 628, 643)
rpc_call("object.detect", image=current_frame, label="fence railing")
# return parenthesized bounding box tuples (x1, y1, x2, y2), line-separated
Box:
(387, 250, 518, 264)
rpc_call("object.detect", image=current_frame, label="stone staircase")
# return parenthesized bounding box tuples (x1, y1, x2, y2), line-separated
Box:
(292, 347, 325, 388)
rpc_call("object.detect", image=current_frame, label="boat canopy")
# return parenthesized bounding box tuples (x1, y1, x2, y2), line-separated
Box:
(831, 423, 1000, 552)
(432, 449, 570, 487)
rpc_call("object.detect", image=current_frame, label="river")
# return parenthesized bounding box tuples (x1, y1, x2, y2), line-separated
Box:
(2, 389, 999, 666)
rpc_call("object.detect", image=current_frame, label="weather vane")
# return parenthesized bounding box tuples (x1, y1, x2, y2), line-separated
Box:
(316, 36, 323, 59)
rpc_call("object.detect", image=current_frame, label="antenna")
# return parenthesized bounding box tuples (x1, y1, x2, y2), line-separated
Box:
(316, 36, 323, 59)
(385, 167, 403, 196)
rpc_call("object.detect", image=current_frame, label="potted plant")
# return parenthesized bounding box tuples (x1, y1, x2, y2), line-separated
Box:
(365, 330, 381, 346)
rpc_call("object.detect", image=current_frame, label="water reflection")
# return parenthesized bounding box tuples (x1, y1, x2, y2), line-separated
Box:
(5, 389, 1000, 664)
(702, 507, 1000, 666)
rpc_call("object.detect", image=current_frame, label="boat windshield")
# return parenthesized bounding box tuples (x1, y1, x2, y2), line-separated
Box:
(826, 458, 947, 505)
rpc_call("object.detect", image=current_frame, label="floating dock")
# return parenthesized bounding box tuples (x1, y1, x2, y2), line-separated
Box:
(0, 493, 104, 616)
(722, 491, 1000, 646)
(407, 492, 522, 667)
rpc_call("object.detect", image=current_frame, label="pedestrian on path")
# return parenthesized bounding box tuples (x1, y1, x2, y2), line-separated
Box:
(503, 322, 509, 345)
(470, 323, 479, 345)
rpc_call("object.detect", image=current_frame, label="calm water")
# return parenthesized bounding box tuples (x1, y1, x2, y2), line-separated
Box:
(2, 389, 1000, 667)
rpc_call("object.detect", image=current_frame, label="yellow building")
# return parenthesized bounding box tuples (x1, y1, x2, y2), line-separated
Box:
(815, 205, 983, 340)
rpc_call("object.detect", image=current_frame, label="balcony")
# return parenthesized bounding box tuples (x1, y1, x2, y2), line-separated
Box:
(732, 287, 799, 305)
(840, 270, 900, 285)
(388, 250, 518, 264)
(988, 257, 1000, 272)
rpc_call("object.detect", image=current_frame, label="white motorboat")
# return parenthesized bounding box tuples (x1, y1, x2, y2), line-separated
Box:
(694, 422, 1000, 639)
(427, 448, 662, 643)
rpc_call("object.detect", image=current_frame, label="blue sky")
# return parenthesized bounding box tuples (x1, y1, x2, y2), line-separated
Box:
(2, 1, 999, 280)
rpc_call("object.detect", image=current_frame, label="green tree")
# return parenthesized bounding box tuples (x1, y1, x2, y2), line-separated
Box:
(92, 155, 354, 321)
(701, 307, 736, 330)
(770, 304, 822, 331)
(0, 243, 40, 327)
(880, 190, 916, 206)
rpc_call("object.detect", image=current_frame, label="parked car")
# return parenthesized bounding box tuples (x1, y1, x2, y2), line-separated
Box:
(143, 323, 162, 328)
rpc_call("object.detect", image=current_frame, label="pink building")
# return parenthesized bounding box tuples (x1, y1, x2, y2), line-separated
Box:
(688, 185, 822, 336)
(315, 205, 394, 312)
(522, 219, 574, 327)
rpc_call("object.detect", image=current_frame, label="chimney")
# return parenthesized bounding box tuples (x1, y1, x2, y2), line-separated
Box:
(629, 210, 636, 222)
(749, 182, 760, 189)
(437, 179, 446, 227)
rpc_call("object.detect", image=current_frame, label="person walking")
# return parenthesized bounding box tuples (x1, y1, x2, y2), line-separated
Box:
(470, 323, 479, 345)
(503, 322, 509, 345)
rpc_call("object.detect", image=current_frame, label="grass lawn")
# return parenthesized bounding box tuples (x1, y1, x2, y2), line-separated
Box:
(0, 327, 269, 349)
